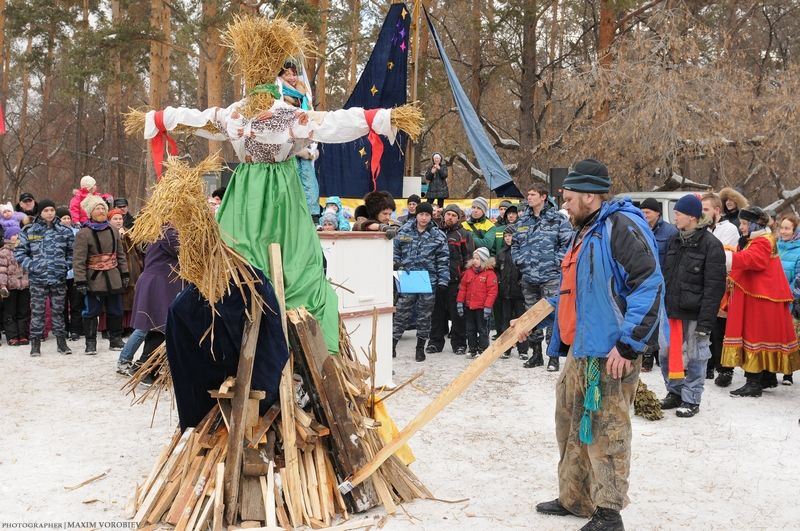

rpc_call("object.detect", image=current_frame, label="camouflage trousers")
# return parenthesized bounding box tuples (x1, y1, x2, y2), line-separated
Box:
(30, 282, 67, 339)
(555, 348, 641, 517)
(393, 293, 436, 341)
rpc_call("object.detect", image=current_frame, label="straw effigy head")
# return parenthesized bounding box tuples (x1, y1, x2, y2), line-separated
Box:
(222, 14, 314, 93)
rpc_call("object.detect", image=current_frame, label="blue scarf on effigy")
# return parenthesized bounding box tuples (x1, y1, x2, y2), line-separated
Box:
(282, 85, 309, 110)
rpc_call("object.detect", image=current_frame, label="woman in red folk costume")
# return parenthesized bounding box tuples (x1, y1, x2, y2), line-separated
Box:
(722, 206, 800, 397)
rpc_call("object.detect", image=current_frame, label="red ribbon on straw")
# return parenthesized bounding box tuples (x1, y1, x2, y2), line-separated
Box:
(151, 110, 178, 180)
(363, 109, 384, 191)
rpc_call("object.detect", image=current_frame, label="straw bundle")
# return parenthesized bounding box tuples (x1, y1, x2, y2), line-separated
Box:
(122, 108, 217, 138)
(222, 14, 314, 119)
(129, 154, 263, 312)
(390, 102, 424, 142)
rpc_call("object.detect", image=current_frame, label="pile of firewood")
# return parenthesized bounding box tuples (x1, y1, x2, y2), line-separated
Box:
(131, 307, 429, 530)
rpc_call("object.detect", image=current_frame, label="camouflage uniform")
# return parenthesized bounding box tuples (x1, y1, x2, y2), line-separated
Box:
(393, 221, 450, 341)
(15, 217, 75, 339)
(556, 348, 641, 517)
(511, 203, 573, 345)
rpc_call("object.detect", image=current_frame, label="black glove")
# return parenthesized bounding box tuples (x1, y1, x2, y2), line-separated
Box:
(384, 227, 398, 240)
(393, 261, 401, 271)
(695, 326, 711, 341)
(75, 282, 88, 295)
(121, 273, 130, 289)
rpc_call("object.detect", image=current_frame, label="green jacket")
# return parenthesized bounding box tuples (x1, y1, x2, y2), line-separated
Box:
(462, 216, 495, 249)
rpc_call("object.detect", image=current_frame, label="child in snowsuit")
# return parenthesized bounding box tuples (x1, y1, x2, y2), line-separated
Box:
(457, 247, 498, 358)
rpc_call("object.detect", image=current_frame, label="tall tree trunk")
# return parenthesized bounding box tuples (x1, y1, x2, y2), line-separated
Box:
(205, 0, 224, 157)
(546, 0, 559, 132)
(14, 35, 33, 197)
(595, 0, 614, 123)
(108, 0, 125, 197)
(518, 0, 538, 186)
(74, 0, 90, 177)
(348, 0, 361, 91)
(469, 0, 482, 110)
(42, 23, 57, 194)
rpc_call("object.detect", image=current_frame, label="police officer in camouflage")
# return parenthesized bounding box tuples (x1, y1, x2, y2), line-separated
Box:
(393, 202, 450, 362)
(14, 199, 75, 356)
(512, 184, 573, 370)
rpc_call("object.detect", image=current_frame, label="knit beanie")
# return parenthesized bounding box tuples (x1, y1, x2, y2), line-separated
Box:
(639, 197, 662, 214)
(320, 212, 338, 226)
(416, 202, 434, 216)
(503, 225, 516, 235)
(563, 159, 611, 193)
(472, 197, 489, 214)
(499, 200, 513, 209)
(0, 202, 12, 213)
(80, 175, 97, 190)
(407, 194, 421, 205)
(81, 194, 107, 219)
(37, 199, 56, 213)
(108, 208, 124, 219)
(55, 207, 71, 220)
(474, 247, 490, 263)
(674, 194, 702, 219)
(443, 204, 462, 217)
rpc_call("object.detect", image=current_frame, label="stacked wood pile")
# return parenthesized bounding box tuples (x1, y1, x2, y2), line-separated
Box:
(131, 307, 430, 530)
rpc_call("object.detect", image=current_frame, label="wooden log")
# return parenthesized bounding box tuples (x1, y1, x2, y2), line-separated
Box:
(224, 293, 264, 524)
(287, 308, 379, 512)
(341, 299, 554, 492)
(247, 404, 281, 448)
(243, 447, 270, 477)
(134, 428, 194, 524)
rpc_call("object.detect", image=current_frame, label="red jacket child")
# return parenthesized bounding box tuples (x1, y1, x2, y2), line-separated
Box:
(457, 256, 499, 310)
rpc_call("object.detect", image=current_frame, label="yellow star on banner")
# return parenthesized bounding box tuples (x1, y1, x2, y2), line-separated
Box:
(401, 7, 407, 19)
(387, 61, 394, 70)
(359, 147, 367, 157)
(370, 84, 378, 96)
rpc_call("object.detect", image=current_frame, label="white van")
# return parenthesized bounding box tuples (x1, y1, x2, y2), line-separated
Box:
(613, 191, 696, 224)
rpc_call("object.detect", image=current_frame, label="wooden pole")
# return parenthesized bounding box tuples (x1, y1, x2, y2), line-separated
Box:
(223, 282, 264, 523)
(340, 299, 554, 491)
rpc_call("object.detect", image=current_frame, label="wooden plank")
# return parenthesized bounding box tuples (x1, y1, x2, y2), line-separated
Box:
(296, 420, 319, 445)
(304, 448, 322, 521)
(239, 476, 266, 521)
(224, 294, 264, 524)
(296, 448, 313, 523)
(295, 406, 313, 427)
(193, 492, 215, 531)
(165, 454, 205, 524)
(287, 308, 379, 512)
(315, 442, 332, 526)
(174, 445, 223, 531)
(243, 447, 270, 477)
(247, 404, 281, 448)
(212, 462, 224, 531)
(273, 470, 291, 530)
(208, 389, 267, 400)
(146, 477, 182, 524)
(263, 462, 276, 528)
(134, 428, 194, 525)
(218, 376, 236, 394)
(344, 299, 554, 491)
(137, 428, 181, 508)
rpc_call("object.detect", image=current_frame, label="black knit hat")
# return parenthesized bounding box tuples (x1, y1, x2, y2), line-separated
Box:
(416, 202, 434, 216)
(563, 159, 611, 193)
(37, 199, 56, 213)
(443, 204, 462, 217)
(639, 198, 661, 214)
(407, 194, 421, 204)
(738, 206, 770, 226)
(55, 207, 71, 219)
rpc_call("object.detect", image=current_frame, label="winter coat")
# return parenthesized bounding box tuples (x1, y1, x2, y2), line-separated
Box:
(651, 217, 679, 269)
(457, 261, 499, 310)
(123, 212, 136, 230)
(662, 225, 726, 332)
(69, 188, 112, 225)
(0, 241, 28, 290)
(424, 156, 449, 199)
(483, 216, 512, 256)
(496, 244, 524, 300)
(719, 187, 748, 229)
(131, 228, 183, 331)
(393, 220, 450, 289)
(14, 217, 74, 286)
(548, 199, 667, 360)
(441, 223, 474, 285)
(121, 231, 145, 311)
(462, 216, 495, 249)
(777, 233, 800, 285)
(321, 196, 351, 231)
(73, 223, 129, 295)
(511, 202, 574, 284)
(0, 212, 24, 240)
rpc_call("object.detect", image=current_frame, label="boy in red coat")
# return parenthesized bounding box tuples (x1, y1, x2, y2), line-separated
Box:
(457, 247, 498, 358)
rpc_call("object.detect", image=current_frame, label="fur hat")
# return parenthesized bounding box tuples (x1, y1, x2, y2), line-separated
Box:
(81, 194, 108, 219)
(719, 187, 748, 213)
(738, 206, 770, 226)
(471, 197, 489, 214)
(363, 191, 396, 219)
(80, 175, 96, 190)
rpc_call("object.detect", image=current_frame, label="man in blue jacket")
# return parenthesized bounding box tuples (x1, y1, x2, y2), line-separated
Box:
(520, 160, 666, 531)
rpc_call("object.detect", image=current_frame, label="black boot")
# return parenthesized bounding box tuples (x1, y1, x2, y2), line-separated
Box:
(107, 315, 125, 351)
(415, 338, 426, 362)
(760, 371, 778, 389)
(392, 339, 398, 358)
(523, 342, 544, 368)
(714, 369, 733, 388)
(56, 336, 72, 355)
(642, 354, 654, 372)
(660, 392, 682, 410)
(730, 374, 762, 397)
(83, 317, 98, 355)
(547, 356, 560, 372)
(580, 507, 624, 531)
(30, 338, 41, 357)
(535, 498, 573, 516)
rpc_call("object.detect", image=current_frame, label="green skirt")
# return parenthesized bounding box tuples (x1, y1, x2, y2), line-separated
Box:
(216, 160, 339, 352)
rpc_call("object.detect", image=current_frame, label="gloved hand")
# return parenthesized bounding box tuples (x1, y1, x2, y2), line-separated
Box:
(695, 326, 710, 342)
(121, 273, 130, 289)
(483, 307, 492, 320)
(75, 282, 88, 295)
(383, 226, 398, 240)
(393, 261, 401, 271)
(457, 303, 464, 317)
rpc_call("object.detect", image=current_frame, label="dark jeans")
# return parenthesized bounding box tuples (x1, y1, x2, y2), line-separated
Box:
(140, 330, 166, 365)
(710, 316, 727, 373)
(82, 293, 122, 318)
(500, 297, 528, 353)
(64, 279, 84, 335)
(427, 197, 445, 208)
(429, 283, 466, 351)
(464, 308, 489, 352)
(3, 288, 30, 340)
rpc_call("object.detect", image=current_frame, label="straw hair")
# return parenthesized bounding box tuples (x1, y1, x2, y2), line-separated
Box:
(390, 102, 424, 141)
(129, 154, 263, 314)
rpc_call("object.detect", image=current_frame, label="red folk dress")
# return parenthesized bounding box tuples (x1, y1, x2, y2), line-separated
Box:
(722, 231, 800, 373)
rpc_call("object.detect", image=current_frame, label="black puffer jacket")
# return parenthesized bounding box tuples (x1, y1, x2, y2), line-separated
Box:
(496, 244, 524, 300)
(662, 226, 726, 332)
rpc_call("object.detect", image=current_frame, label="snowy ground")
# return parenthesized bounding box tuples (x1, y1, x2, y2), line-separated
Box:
(1, 335, 799, 530)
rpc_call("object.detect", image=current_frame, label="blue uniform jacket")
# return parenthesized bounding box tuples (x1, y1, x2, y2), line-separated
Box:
(393, 221, 450, 288)
(14, 217, 74, 286)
